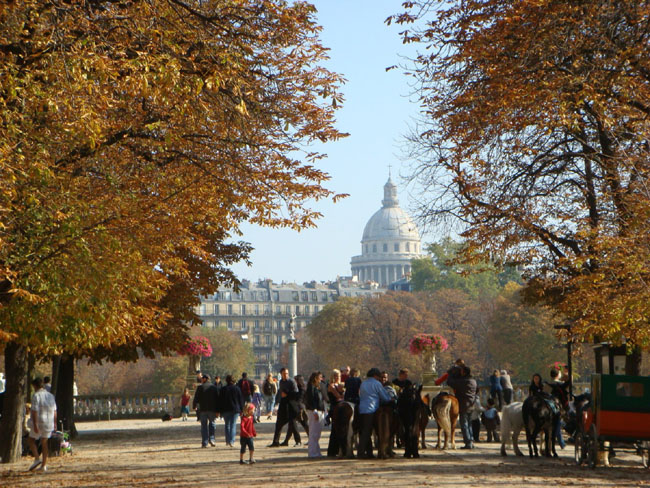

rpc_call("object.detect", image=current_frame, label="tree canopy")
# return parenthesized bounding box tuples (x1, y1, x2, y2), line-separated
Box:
(393, 0, 650, 349)
(1, 0, 346, 357)
(0, 0, 346, 462)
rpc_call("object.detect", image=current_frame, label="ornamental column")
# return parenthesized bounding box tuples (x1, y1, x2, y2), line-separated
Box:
(288, 314, 298, 378)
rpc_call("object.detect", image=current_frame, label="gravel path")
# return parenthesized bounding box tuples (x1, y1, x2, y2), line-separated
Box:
(1, 417, 648, 487)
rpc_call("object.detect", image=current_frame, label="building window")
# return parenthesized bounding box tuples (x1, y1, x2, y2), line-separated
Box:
(321, 292, 328, 301)
(383, 243, 388, 252)
(276, 335, 282, 345)
(276, 320, 282, 330)
(264, 320, 271, 330)
(292, 291, 299, 301)
(227, 304, 233, 315)
(264, 305, 271, 315)
(406, 242, 410, 252)
(394, 243, 399, 252)
(295, 305, 301, 315)
(372, 244, 377, 253)
(365, 244, 369, 254)
(254, 335, 260, 345)
(315, 305, 320, 313)
(273, 291, 279, 301)
(223, 291, 231, 301)
(301, 291, 308, 301)
(255, 366, 261, 376)
(305, 305, 310, 316)
(275, 306, 281, 314)
(254, 304, 260, 315)
(310, 291, 317, 301)
(264, 353, 269, 361)
(254, 320, 260, 330)
(251, 291, 257, 300)
(241, 320, 247, 330)
(227, 320, 233, 330)
(265, 335, 271, 345)
(241, 304, 246, 315)
(285, 305, 291, 314)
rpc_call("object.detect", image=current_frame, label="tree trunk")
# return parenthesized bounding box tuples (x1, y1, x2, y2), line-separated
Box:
(0, 342, 27, 464)
(51, 355, 62, 396)
(625, 346, 642, 376)
(54, 354, 78, 439)
(25, 353, 34, 404)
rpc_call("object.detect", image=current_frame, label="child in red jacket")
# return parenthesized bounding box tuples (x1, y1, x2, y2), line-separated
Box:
(239, 403, 257, 464)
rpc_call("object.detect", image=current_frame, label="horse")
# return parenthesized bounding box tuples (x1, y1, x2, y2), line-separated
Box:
(374, 404, 399, 459)
(500, 401, 524, 456)
(522, 382, 569, 459)
(332, 401, 357, 458)
(430, 391, 459, 450)
(418, 396, 431, 449)
(397, 384, 427, 458)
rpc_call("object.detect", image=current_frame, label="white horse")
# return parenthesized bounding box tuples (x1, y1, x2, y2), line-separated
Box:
(500, 401, 524, 456)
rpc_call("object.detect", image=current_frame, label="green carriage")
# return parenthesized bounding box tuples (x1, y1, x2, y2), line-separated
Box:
(574, 374, 650, 468)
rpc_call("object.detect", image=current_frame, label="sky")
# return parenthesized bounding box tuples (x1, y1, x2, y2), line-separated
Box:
(231, 1, 431, 284)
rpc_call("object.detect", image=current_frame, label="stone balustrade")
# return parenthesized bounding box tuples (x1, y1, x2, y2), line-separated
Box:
(74, 393, 181, 421)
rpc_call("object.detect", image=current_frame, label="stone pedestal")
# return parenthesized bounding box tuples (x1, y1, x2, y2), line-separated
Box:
(186, 355, 200, 387)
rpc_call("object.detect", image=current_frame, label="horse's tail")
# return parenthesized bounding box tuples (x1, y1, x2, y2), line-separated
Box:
(434, 397, 452, 434)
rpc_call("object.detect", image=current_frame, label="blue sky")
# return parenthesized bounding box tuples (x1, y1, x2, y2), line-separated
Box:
(232, 1, 431, 284)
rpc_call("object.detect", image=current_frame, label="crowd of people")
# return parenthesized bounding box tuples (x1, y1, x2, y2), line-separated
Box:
(17, 363, 570, 471)
(187, 361, 569, 462)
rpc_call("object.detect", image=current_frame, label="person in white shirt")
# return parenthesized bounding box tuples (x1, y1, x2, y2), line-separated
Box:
(27, 377, 57, 472)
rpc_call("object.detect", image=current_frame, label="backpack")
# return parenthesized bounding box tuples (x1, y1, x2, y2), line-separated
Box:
(263, 380, 273, 396)
(241, 379, 251, 396)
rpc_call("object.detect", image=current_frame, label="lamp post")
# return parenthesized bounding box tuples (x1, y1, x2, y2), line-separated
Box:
(554, 323, 573, 398)
(288, 314, 297, 379)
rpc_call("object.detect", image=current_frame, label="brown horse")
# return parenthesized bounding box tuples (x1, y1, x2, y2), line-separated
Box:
(374, 404, 399, 459)
(431, 392, 459, 449)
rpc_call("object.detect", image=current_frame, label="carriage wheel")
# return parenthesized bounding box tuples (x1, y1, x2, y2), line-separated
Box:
(587, 425, 598, 469)
(641, 441, 649, 469)
(574, 432, 585, 466)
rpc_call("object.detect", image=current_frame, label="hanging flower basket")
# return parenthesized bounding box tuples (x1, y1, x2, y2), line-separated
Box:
(178, 336, 213, 357)
(408, 333, 449, 355)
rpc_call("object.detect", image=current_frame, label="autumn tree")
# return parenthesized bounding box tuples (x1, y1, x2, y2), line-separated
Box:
(0, 0, 345, 462)
(308, 293, 440, 378)
(307, 297, 367, 372)
(393, 1, 650, 362)
(198, 327, 254, 381)
(485, 283, 559, 381)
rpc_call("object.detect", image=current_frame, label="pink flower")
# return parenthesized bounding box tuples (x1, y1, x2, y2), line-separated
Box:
(178, 336, 213, 357)
(408, 333, 449, 355)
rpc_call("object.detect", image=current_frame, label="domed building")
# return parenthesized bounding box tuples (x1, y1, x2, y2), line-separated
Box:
(350, 177, 422, 286)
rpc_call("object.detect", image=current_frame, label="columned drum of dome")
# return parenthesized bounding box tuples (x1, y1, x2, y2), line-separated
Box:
(350, 177, 422, 286)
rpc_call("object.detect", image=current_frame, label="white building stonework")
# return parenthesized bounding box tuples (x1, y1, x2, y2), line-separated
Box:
(197, 279, 384, 379)
(350, 177, 422, 286)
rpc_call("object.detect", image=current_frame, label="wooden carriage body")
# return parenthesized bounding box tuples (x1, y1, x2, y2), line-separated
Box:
(576, 374, 650, 468)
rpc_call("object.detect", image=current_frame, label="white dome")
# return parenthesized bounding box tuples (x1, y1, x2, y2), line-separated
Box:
(362, 206, 419, 241)
(361, 178, 419, 241)
(350, 176, 422, 286)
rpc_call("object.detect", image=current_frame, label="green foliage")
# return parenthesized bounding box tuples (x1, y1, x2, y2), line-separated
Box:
(411, 238, 521, 299)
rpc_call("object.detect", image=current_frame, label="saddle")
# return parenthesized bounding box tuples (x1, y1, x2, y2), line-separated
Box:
(540, 392, 560, 415)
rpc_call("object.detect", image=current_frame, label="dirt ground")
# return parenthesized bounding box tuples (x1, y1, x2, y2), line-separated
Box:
(1, 417, 648, 488)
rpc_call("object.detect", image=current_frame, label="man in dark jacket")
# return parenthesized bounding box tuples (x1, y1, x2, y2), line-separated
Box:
(192, 374, 220, 447)
(447, 366, 478, 449)
(268, 367, 301, 447)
